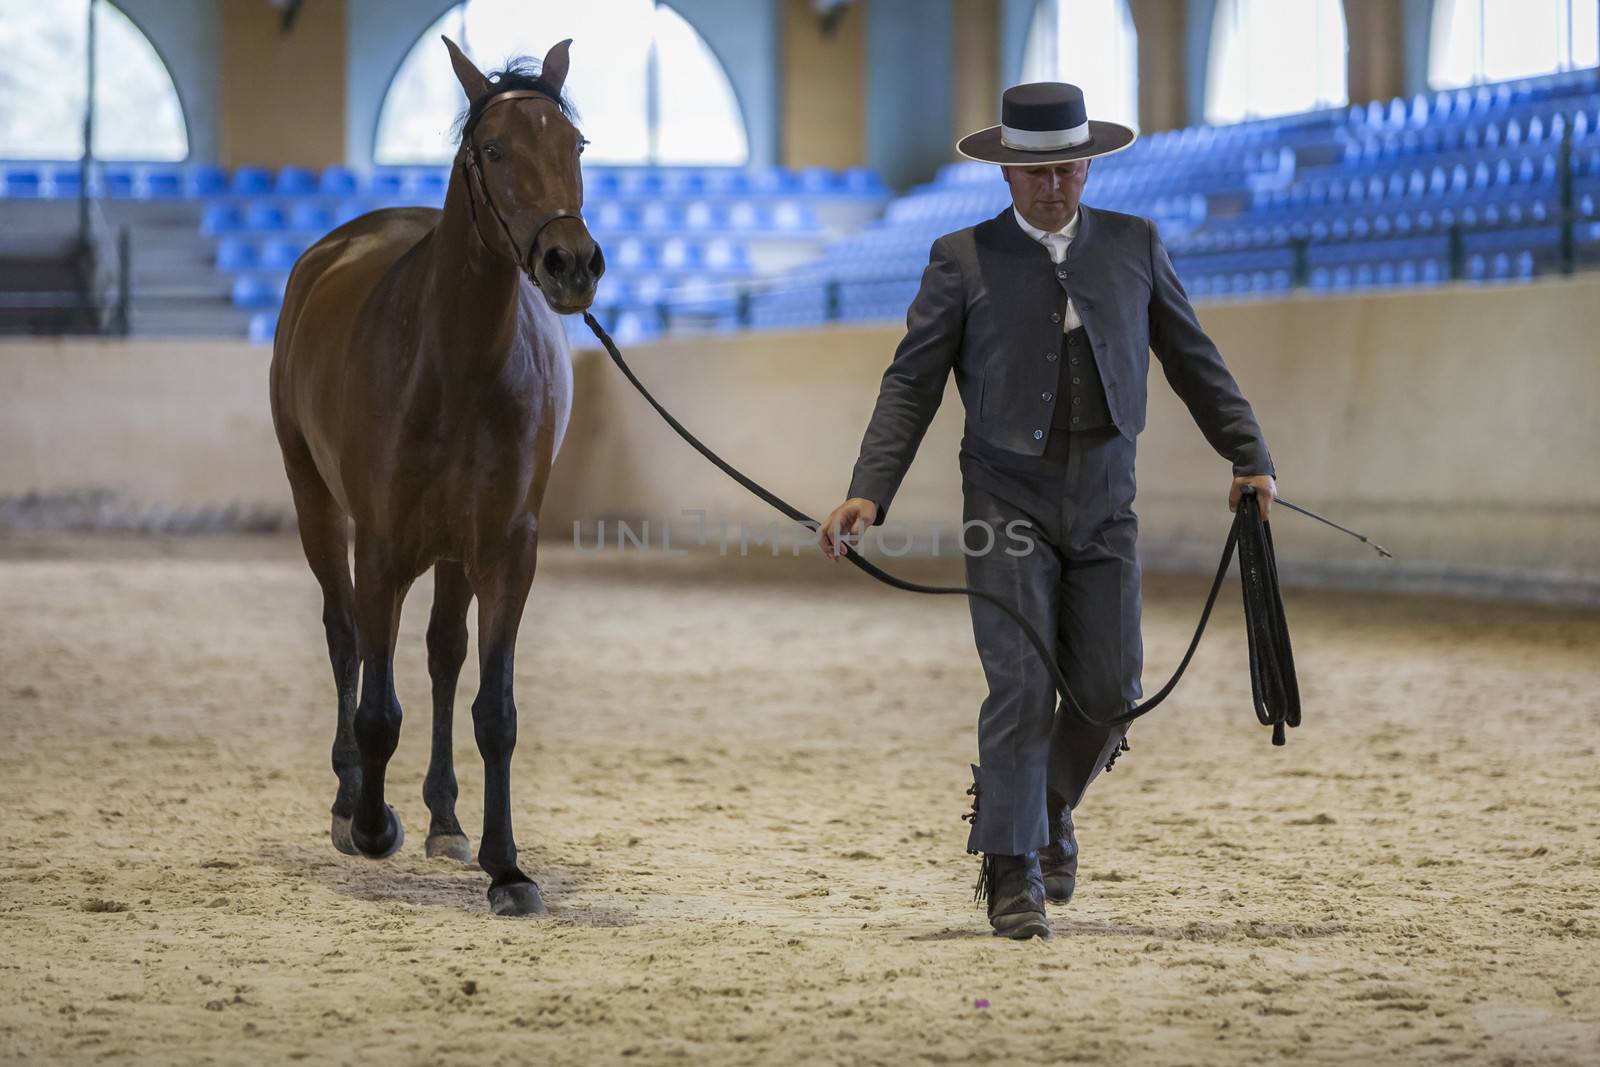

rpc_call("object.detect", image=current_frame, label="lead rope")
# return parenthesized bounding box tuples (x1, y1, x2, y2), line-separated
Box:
(582, 313, 1388, 750)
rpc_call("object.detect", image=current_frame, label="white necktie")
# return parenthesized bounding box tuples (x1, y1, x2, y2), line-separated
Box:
(1041, 232, 1082, 331)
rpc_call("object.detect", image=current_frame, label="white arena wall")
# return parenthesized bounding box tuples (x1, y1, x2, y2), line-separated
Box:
(2, 276, 1597, 603)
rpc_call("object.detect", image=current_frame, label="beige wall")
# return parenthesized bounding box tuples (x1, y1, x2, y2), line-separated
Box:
(1128, 0, 1188, 134)
(0, 339, 283, 508)
(1344, 0, 1407, 109)
(780, 0, 868, 169)
(219, 0, 347, 169)
(4, 277, 1599, 600)
(951, 0, 1001, 154)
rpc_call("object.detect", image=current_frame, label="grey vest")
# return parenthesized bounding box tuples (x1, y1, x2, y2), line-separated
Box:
(1052, 324, 1111, 430)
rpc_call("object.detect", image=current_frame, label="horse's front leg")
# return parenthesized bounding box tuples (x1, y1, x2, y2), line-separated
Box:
(349, 532, 411, 858)
(423, 560, 474, 862)
(470, 520, 545, 916)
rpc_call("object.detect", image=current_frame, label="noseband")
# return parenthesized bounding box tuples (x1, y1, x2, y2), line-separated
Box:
(459, 88, 582, 282)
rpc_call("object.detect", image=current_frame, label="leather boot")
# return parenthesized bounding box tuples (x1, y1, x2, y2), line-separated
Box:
(976, 851, 1051, 939)
(1038, 793, 1078, 904)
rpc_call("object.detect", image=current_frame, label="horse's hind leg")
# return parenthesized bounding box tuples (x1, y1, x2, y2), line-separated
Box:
(349, 532, 412, 859)
(423, 560, 474, 863)
(283, 449, 363, 856)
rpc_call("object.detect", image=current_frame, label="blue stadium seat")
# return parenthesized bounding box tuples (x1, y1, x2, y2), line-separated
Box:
(611, 309, 660, 345)
(413, 170, 447, 201)
(334, 200, 372, 226)
(232, 167, 274, 196)
(4, 168, 43, 198)
(289, 202, 333, 232)
(215, 238, 258, 271)
(367, 171, 405, 198)
(50, 167, 81, 198)
(768, 200, 816, 231)
(259, 239, 304, 271)
(682, 200, 725, 230)
(244, 203, 287, 231)
(702, 239, 750, 272)
(750, 168, 799, 196)
(616, 171, 663, 198)
(319, 167, 358, 197)
(704, 169, 751, 196)
(275, 167, 318, 196)
(641, 201, 683, 229)
(247, 311, 278, 345)
(201, 204, 244, 235)
(591, 201, 639, 231)
(101, 168, 135, 197)
(585, 169, 621, 198)
(659, 170, 707, 197)
(188, 166, 229, 197)
(613, 237, 658, 270)
(144, 168, 184, 199)
(658, 238, 702, 270)
(231, 275, 281, 309)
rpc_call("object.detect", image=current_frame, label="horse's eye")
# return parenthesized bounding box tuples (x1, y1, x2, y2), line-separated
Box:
(578, 138, 590, 156)
(484, 143, 503, 162)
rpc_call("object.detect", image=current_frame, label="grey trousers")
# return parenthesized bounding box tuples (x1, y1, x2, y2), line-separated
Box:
(959, 425, 1143, 857)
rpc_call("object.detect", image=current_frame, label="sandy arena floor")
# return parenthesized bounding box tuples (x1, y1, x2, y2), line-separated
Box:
(0, 535, 1596, 1066)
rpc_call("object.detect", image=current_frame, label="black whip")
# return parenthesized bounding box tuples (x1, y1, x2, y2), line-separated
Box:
(583, 313, 1389, 747)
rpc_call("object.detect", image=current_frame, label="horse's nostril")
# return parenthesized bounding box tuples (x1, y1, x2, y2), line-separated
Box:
(544, 247, 575, 277)
(588, 246, 606, 279)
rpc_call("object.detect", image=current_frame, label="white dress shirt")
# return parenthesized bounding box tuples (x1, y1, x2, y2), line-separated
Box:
(1012, 205, 1084, 332)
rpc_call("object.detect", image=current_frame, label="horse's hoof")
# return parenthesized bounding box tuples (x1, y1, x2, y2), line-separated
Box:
(425, 832, 473, 864)
(330, 814, 359, 856)
(487, 881, 547, 917)
(350, 805, 404, 859)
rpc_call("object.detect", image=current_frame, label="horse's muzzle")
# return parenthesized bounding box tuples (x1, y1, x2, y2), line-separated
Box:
(531, 219, 604, 314)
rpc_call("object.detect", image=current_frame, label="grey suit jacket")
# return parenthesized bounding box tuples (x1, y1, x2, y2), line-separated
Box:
(846, 203, 1274, 523)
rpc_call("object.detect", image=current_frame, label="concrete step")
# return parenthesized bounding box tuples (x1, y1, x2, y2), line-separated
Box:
(129, 305, 253, 338)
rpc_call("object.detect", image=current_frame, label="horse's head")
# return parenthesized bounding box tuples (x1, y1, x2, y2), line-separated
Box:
(446, 37, 605, 315)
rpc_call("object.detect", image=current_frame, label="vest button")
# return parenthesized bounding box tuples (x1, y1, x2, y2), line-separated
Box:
(1067, 334, 1078, 346)
(1071, 377, 1081, 385)
(1050, 312, 1061, 323)
(1056, 269, 1067, 279)
(1072, 397, 1082, 405)
(1072, 416, 1081, 425)
(1070, 356, 1080, 365)
(1041, 391, 1053, 402)
(1033, 429, 1044, 441)
(1045, 351, 1057, 362)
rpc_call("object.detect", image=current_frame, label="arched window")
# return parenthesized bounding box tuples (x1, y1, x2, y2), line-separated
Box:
(375, 0, 748, 166)
(1205, 0, 1348, 124)
(1429, 0, 1599, 89)
(1019, 0, 1140, 131)
(0, 0, 187, 160)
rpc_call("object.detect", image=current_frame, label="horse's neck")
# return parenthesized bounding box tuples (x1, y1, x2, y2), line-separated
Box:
(420, 175, 527, 367)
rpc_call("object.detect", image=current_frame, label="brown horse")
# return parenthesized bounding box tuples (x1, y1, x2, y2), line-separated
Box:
(269, 37, 603, 916)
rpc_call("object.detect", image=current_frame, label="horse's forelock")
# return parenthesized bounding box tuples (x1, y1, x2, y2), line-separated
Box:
(451, 56, 580, 144)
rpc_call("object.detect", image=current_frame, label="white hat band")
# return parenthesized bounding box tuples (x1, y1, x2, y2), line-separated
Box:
(999, 120, 1091, 151)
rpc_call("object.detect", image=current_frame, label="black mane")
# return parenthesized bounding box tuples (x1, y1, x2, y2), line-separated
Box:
(452, 56, 579, 142)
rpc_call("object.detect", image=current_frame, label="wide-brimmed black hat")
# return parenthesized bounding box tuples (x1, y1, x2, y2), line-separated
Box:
(957, 82, 1137, 166)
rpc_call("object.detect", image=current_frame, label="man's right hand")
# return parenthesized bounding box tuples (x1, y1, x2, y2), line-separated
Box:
(816, 497, 879, 560)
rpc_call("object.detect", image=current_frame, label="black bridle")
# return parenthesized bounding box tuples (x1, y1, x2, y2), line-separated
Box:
(458, 88, 583, 280)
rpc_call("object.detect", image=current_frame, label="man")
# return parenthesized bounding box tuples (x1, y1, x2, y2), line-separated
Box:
(817, 82, 1277, 940)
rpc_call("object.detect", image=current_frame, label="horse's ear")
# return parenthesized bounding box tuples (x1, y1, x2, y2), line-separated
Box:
(540, 38, 573, 94)
(441, 36, 489, 101)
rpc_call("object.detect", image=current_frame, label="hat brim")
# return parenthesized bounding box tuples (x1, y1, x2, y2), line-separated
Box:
(955, 120, 1138, 166)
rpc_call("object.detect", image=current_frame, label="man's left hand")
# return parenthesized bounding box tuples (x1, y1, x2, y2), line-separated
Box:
(1229, 474, 1276, 519)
